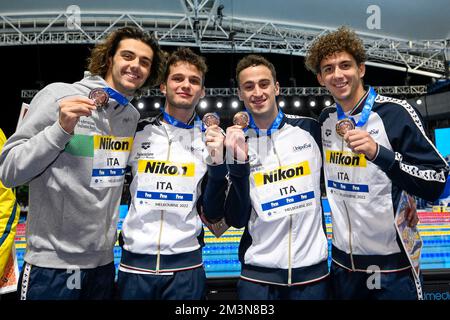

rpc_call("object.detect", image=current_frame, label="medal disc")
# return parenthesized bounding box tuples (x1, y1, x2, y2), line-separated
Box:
(89, 88, 109, 109)
(202, 112, 220, 127)
(335, 119, 355, 137)
(233, 111, 249, 129)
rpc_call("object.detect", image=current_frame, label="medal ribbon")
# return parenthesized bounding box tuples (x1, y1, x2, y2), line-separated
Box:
(335, 86, 376, 128)
(247, 108, 284, 136)
(103, 87, 129, 106)
(162, 110, 201, 129)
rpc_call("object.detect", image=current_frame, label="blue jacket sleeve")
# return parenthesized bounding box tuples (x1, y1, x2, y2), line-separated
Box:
(224, 163, 251, 228)
(371, 101, 449, 201)
(201, 163, 228, 223)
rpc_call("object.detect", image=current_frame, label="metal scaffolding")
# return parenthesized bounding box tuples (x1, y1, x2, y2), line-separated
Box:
(21, 85, 428, 99)
(2, 0, 448, 78)
(141, 85, 428, 97)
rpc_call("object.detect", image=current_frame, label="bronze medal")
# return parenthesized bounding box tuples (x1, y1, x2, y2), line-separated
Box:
(335, 119, 355, 137)
(89, 88, 109, 109)
(202, 112, 220, 127)
(233, 111, 249, 129)
(202, 113, 222, 160)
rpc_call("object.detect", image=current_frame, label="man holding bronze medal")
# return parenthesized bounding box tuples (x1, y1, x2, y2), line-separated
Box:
(117, 48, 227, 300)
(213, 55, 330, 300)
(0, 27, 165, 299)
(305, 26, 449, 299)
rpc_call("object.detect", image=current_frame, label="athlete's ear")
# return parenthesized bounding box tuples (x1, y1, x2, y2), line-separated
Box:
(274, 81, 280, 96)
(317, 73, 325, 86)
(200, 86, 205, 99)
(160, 83, 166, 95)
(358, 63, 366, 79)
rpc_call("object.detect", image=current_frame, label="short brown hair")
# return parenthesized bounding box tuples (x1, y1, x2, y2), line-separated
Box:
(87, 26, 165, 95)
(163, 48, 208, 86)
(305, 26, 367, 74)
(236, 54, 277, 85)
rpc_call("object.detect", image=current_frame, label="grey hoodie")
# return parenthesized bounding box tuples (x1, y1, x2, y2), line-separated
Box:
(0, 75, 140, 268)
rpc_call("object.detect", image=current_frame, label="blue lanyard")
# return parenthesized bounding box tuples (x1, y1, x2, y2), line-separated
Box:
(335, 86, 376, 128)
(247, 108, 284, 136)
(103, 87, 129, 106)
(162, 110, 200, 129)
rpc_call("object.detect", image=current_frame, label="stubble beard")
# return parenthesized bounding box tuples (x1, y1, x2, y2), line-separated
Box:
(165, 95, 196, 111)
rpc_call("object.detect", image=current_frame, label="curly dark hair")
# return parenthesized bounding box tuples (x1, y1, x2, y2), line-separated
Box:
(305, 26, 367, 74)
(163, 47, 208, 86)
(87, 26, 166, 95)
(236, 54, 277, 85)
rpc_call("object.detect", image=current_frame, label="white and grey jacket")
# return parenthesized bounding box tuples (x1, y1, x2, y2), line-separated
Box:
(119, 114, 227, 274)
(208, 113, 329, 286)
(0, 75, 140, 269)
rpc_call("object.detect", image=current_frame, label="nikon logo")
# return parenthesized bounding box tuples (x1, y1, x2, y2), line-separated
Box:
(138, 160, 195, 177)
(99, 137, 129, 150)
(326, 151, 367, 167)
(94, 136, 132, 151)
(253, 162, 310, 186)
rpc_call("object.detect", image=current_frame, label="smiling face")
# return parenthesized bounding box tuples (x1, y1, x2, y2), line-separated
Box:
(237, 64, 280, 125)
(104, 38, 154, 96)
(317, 51, 366, 112)
(160, 61, 205, 112)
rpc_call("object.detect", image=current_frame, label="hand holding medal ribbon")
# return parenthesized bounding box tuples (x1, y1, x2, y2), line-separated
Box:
(223, 111, 253, 164)
(58, 96, 97, 134)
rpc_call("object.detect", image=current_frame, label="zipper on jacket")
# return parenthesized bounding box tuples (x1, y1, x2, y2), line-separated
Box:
(288, 215, 293, 286)
(155, 210, 164, 274)
(342, 201, 356, 271)
(156, 126, 173, 273)
(99, 107, 114, 244)
(269, 135, 293, 285)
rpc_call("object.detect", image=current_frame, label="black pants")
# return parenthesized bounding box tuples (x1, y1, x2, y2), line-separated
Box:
(18, 262, 115, 300)
(117, 267, 206, 300)
(237, 276, 330, 300)
(330, 262, 420, 300)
